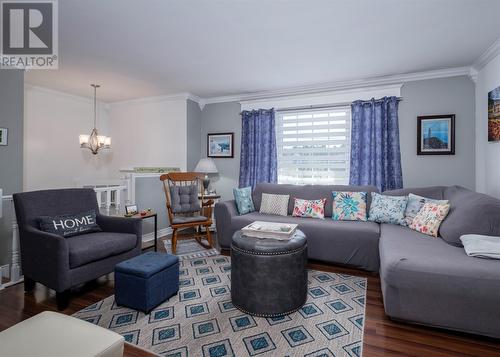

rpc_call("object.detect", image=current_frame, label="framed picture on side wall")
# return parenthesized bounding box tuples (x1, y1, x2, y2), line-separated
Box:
(417, 115, 455, 155)
(207, 132, 234, 158)
(488, 85, 500, 141)
(0, 128, 8, 146)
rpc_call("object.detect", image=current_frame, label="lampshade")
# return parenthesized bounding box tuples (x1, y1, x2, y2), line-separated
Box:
(195, 158, 218, 174)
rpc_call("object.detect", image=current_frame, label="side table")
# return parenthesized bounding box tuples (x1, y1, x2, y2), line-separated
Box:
(124, 212, 158, 251)
(198, 193, 220, 231)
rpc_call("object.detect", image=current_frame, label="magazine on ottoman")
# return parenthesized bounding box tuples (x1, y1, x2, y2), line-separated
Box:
(241, 221, 298, 240)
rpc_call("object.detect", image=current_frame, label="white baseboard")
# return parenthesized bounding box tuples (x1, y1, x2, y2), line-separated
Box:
(142, 227, 172, 243)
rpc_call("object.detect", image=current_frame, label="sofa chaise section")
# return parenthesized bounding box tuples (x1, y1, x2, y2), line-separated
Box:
(379, 223, 500, 338)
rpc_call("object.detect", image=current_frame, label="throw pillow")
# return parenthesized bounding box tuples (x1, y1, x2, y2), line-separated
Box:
(260, 193, 289, 216)
(409, 202, 451, 237)
(233, 187, 255, 215)
(332, 191, 367, 221)
(292, 198, 326, 219)
(38, 210, 101, 238)
(368, 192, 408, 225)
(403, 193, 449, 226)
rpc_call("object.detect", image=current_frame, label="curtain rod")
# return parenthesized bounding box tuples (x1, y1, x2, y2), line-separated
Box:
(240, 97, 402, 114)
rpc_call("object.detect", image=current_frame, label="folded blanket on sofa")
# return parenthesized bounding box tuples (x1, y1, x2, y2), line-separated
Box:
(460, 234, 500, 259)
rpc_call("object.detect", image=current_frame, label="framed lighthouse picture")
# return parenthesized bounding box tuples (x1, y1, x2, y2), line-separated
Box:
(417, 115, 455, 155)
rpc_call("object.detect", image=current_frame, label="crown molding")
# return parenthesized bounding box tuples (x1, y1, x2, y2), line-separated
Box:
(108, 92, 207, 110)
(26, 65, 473, 110)
(473, 37, 500, 71)
(202, 66, 471, 105)
(108, 92, 199, 107)
(24, 83, 111, 110)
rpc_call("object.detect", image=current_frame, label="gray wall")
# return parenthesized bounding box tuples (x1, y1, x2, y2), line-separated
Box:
(0, 69, 24, 266)
(135, 177, 169, 235)
(187, 99, 202, 171)
(199, 76, 476, 198)
(399, 76, 475, 189)
(201, 102, 241, 200)
(0, 70, 24, 195)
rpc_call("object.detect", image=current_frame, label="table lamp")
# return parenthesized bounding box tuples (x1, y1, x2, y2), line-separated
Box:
(195, 158, 218, 194)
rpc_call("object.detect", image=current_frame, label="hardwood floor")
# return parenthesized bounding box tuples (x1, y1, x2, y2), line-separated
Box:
(1, 236, 499, 357)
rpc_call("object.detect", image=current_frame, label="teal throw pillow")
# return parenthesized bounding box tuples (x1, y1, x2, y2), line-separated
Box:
(233, 187, 255, 215)
(368, 192, 408, 225)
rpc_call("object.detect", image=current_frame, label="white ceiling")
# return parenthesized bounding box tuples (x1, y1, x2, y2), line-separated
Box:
(25, 0, 500, 103)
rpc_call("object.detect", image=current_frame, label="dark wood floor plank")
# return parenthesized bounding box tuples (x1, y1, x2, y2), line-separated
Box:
(0, 237, 498, 357)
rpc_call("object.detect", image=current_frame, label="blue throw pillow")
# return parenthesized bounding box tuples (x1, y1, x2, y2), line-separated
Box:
(38, 210, 101, 237)
(368, 192, 408, 225)
(233, 187, 255, 215)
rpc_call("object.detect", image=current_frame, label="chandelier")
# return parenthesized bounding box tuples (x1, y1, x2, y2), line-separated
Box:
(79, 84, 111, 154)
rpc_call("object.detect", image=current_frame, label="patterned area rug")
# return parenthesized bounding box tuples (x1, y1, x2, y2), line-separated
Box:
(163, 238, 219, 260)
(74, 255, 366, 357)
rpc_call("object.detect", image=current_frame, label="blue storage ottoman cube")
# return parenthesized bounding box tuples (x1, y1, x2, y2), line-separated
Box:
(114, 252, 179, 313)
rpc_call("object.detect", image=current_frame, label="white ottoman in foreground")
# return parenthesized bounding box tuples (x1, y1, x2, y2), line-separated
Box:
(0, 311, 124, 357)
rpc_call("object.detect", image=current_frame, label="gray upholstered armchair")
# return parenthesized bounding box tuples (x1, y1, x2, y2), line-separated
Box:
(13, 188, 142, 310)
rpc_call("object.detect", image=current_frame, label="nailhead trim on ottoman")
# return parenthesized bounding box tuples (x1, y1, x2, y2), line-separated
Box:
(231, 229, 308, 317)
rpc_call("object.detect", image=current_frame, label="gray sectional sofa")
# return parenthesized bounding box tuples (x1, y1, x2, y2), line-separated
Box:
(215, 183, 500, 338)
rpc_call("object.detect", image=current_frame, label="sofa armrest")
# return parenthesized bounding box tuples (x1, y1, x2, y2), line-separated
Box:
(20, 226, 70, 291)
(96, 215, 142, 242)
(214, 200, 239, 249)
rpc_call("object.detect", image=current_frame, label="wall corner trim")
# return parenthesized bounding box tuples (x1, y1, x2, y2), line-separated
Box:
(468, 67, 479, 83)
(473, 37, 500, 71)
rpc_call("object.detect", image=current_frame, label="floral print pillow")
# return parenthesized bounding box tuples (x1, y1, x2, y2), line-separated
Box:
(332, 191, 367, 221)
(403, 193, 449, 227)
(292, 198, 326, 219)
(409, 202, 450, 237)
(368, 192, 408, 225)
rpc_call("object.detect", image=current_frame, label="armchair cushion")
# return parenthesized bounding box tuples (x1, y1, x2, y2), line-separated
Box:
(96, 214, 142, 239)
(68, 232, 137, 268)
(169, 185, 201, 213)
(38, 210, 101, 237)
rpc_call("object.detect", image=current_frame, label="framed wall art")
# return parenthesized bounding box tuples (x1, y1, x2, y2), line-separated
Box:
(417, 115, 455, 155)
(488, 86, 500, 141)
(207, 132, 234, 158)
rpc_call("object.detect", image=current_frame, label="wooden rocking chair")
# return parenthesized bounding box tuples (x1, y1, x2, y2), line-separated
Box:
(160, 172, 214, 254)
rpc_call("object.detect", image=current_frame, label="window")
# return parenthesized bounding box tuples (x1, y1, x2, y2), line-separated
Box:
(276, 107, 351, 185)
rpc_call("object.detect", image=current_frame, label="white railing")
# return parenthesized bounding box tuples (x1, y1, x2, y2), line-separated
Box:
(91, 185, 128, 214)
(0, 193, 23, 290)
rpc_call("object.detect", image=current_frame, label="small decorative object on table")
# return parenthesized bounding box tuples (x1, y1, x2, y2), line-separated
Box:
(125, 204, 138, 215)
(417, 115, 455, 155)
(241, 221, 298, 240)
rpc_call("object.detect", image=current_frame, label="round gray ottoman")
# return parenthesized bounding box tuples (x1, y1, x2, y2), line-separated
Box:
(230, 229, 308, 317)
